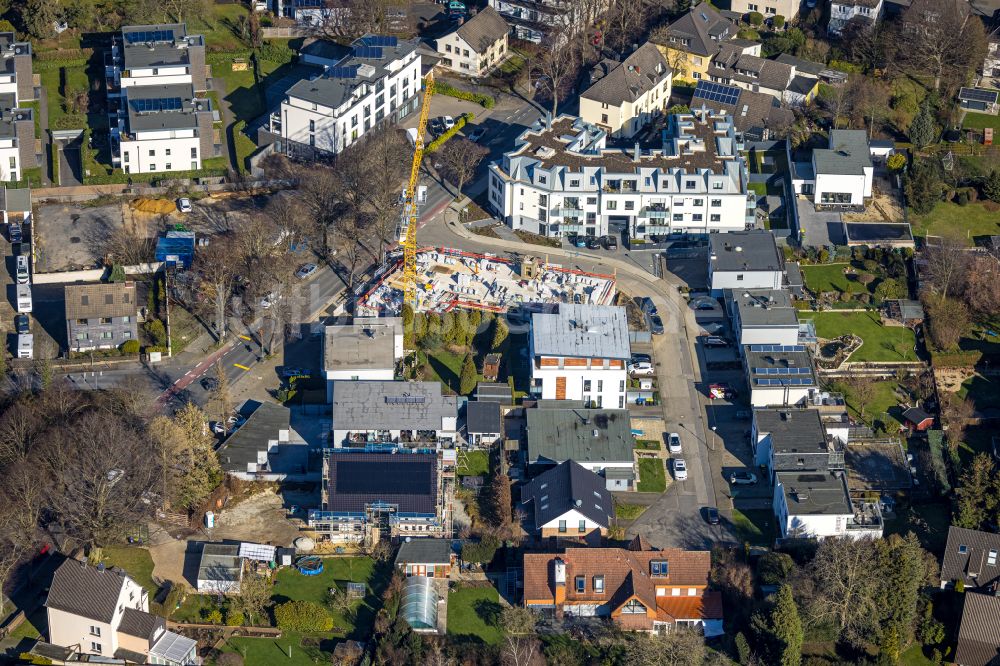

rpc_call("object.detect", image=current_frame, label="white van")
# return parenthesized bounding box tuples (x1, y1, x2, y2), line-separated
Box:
(17, 333, 32, 359)
(15, 284, 31, 313)
(15, 255, 29, 285)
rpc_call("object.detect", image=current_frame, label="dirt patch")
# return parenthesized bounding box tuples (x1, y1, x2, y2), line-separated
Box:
(934, 367, 977, 393)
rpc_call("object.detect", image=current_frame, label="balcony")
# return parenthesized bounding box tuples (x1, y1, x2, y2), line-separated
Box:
(603, 182, 638, 193)
(551, 206, 583, 217)
(639, 205, 669, 218)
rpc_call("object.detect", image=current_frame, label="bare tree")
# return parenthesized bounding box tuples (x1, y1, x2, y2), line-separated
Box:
(964, 252, 1000, 317)
(603, 0, 648, 55)
(331, 212, 371, 289)
(0, 401, 42, 464)
(940, 392, 975, 448)
(359, 127, 410, 264)
(843, 375, 876, 421)
(231, 567, 271, 626)
(195, 235, 241, 339)
(534, 43, 579, 118)
(846, 76, 891, 140)
(499, 606, 538, 666)
(150, 403, 222, 510)
(439, 139, 490, 194)
(808, 537, 880, 640)
(922, 236, 969, 300)
(897, 0, 987, 93)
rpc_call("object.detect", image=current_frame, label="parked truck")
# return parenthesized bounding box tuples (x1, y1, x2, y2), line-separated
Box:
(15, 284, 31, 313)
(16, 334, 32, 359)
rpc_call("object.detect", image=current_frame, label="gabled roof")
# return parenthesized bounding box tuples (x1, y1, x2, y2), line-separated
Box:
(955, 592, 1000, 666)
(454, 7, 509, 53)
(942, 527, 1000, 588)
(657, 3, 733, 58)
(902, 407, 933, 425)
(522, 460, 613, 529)
(45, 560, 129, 624)
(581, 43, 671, 107)
(118, 607, 164, 641)
(523, 547, 712, 611)
(64, 282, 138, 321)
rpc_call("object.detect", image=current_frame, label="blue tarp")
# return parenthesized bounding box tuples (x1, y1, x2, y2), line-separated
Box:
(155, 231, 195, 268)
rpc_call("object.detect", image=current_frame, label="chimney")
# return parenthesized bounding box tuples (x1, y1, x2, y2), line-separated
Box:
(553, 558, 567, 611)
(633, 142, 640, 162)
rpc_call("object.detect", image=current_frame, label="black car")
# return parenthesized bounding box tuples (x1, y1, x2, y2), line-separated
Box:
(14, 314, 29, 335)
(9, 224, 22, 243)
(201, 376, 220, 391)
(649, 314, 665, 335)
(631, 353, 652, 365)
(585, 236, 601, 250)
(603, 235, 618, 250)
(705, 507, 720, 525)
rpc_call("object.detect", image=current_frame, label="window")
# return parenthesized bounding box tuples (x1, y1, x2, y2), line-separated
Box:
(578, 520, 586, 533)
(149, 164, 156, 171)
(376, 94, 384, 107)
(651, 560, 669, 576)
(688, 588, 697, 596)
(711, 199, 722, 207)
(91, 643, 102, 654)
(8, 156, 14, 170)
(570, 179, 580, 187)
(165, 148, 171, 156)
(597, 380, 603, 392)
(364, 105, 371, 117)
(191, 161, 197, 170)
(622, 599, 646, 614)
(445, 44, 452, 52)
(124, 153, 129, 163)
(594, 576, 605, 593)
(351, 115, 358, 127)
(607, 200, 617, 210)
(587, 197, 597, 205)
(76, 332, 88, 340)
(309, 119, 315, 132)
(713, 181, 723, 190)
(710, 214, 721, 222)
(148, 149, 155, 157)
(575, 576, 585, 593)
(102, 332, 113, 339)
(736, 274, 744, 281)
(583, 380, 592, 392)
(686, 180, 696, 189)
(693, 214, 703, 222)
(191, 147, 197, 158)
(464, 49, 470, 57)
(123, 331, 132, 339)
(165, 163, 172, 170)
(694, 199, 703, 206)
(100, 317, 112, 324)
(89, 626, 101, 637)
(989, 550, 998, 566)
(671, 587, 681, 596)
(619, 380, 625, 392)
(958, 544, 968, 554)
(558, 520, 566, 533)
(122, 316, 130, 323)
(76, 318, 88, 325)
(601, 114, 609, 123)
(673, 214, 683, 221)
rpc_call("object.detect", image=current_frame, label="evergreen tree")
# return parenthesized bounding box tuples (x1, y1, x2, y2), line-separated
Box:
(459, 353, 477, 395)
(676, 0, 692, 14)
(491, 317, 509, 351)
(982, 169, 1000, 203)
(955, 453, 1000, 530)
(453, 310, 471, 346)
(752, 585, 802, 666)
(908, 103, 937, 149)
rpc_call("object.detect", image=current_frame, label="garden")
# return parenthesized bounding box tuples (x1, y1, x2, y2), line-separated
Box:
(910, 201, 1000, 245)
(446, 583, 503, 645)
(636, 457, 666, 493)
(799, 311, 918, 362)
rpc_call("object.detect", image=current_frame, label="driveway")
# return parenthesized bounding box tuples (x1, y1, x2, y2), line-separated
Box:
(796, 197, 845, 247)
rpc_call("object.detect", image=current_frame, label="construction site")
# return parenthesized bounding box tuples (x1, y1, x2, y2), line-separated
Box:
(357, 247, 618, 315)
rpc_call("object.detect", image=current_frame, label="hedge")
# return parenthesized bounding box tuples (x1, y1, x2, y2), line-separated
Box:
(274, 601, 334, 632)
(427, 113, 473, 152)
(259, 41, 295, 64)
(434, 81, 495, 108)
(51, 115, 88, 130)
(34, 58, 89, 71)
(929, 350, 983, 368)
(35, 48, 95, 62)
(85, 165, 229, 186)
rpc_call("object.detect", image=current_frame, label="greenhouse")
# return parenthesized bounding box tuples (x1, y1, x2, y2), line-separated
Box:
(401, 575, 439, 632)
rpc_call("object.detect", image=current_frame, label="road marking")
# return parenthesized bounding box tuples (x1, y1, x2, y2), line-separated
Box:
(233, 363, 251, 371)
(174, 378, 183, 385)
(238, 335, 251, 341)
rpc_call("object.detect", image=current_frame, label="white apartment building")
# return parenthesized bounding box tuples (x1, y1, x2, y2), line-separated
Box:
(323, 317, 403, 401)
(330, 380, 458, 447)
(112, 83, 214, 174)
(489, 0, 606, 44)
(828, 0, 884, 36)
(791, 129, 873, 209)
(45, 559, 198, 665)
(529, 304, 630, 408)
(580, 42, 673, 139)
(0, 105, 35, 182)
(773, 471, 883, 540)
(272, 35, 421, 158)
(0, 33, 35, 104)
(743, 344, 818, 408)
(726, 288, 801, 347)
(730, 0, 801, 20)
(435, 7, 509, 77)
(107, 24, 207, 96)
(489, 110, 751, 240)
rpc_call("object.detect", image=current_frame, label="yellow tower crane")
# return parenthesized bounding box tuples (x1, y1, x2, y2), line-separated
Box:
(401, 71, 435, 310)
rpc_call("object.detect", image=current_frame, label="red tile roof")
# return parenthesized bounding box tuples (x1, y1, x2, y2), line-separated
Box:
(657, 591, 724, 622)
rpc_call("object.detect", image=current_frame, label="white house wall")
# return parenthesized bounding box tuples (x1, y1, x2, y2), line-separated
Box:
(121, 135, 201, 174)
(532, 366, 628, 408)
(709, 269, 783, 294)
(813, 170, 872, 206)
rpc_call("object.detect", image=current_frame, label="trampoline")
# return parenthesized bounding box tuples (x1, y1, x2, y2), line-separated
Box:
(296, 556, 324, 576)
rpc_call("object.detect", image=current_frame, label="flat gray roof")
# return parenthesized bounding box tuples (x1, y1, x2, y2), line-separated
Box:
(332, 380, 457, 431)
(218, 402, 289, 472)
(126, 83, 208, 132)
(121, 23, 203, 69)
(197, 543, 241, 583)
(324, 317, 401, 373)
(777, 471, 851, 516)
(526, 408, 634, 465)
(730, 289, 798, 328)
(814, 130, 872, 176)
(394, 538, 452, 565)
(0, 187, 30, 212)
(754, 408, 827, 454)
(710, 231, 782, 273)
(531, 304, 630, 359)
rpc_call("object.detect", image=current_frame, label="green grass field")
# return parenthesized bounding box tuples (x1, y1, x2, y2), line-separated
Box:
(100, 546, 158, 595)
(910, 201, 1000, 245)
(800, 263, 871, 295)
(732, 508, 775, 546)
(832, 377, 905, 427)
(446, 585, 503, 644)
(457, 450, 490, 476)
(220, 631, 325, 666)
(800, 311, 918, 362)
(962, 111, 1000, 131)
(272, 557, 386, 636)
(635, 439, 661, 451)
(419, 348, 481, 395)
(614, 501, 648, 520)
(637, 458, 667, 493)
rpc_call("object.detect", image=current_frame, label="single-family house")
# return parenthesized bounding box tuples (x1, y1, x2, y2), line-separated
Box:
(773, 471, 883, 540)
(529, 304, 631, 408)
(791, 130, 874, 210)
(691, 81, 795, 141)
(323, 317, 403, 402)
(45, 559, 198, 665)
(940, 527, 1000, 591)
(954, 592, 1000, 666)
(708, 231, 784, 296)
(983, 29, 1000, 80)
(435, 7, 509, 77)
(395, 539, 454, 578)
(742, 344, 818, 407)
(726, 288, 801, 347)
(525, 406, 636, 490)
(523, 543, 724, 635)
(521, 460, 613, 539)
(64, 283, 139, 353)
(330, 380, 458, 447)
(465, 400, 502, 446)
(730, 0, 800, 21)
(580, 43, 673, 139)
(752, 408, 844, 477)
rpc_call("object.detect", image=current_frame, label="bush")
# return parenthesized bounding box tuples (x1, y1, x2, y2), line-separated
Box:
(748, 11, 764, 25)
(461, 534, 500, 564)
(757, 552, 795, 585)
(274, 601, 334, 632)
(887, 153, 907, 172)
(226, 610, 245, 626)
(433, 81, 495, 108)
(427, 113, 474, 152)
(772, 15, 785, 28)
(259, 41, 295, 64)
(202, 608, 223, 624)
(145, 319, 168, 347)
(109, 264, 126, 283)
(120, 340, 140, 354)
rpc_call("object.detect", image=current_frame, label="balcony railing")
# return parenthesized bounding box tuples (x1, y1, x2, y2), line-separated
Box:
(551, 207, 583, 217)
(639, 205, 669, 218)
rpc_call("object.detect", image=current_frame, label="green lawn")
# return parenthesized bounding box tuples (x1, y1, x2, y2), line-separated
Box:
(801, 263, 870, 295)
(635, 439, 661, 451)
(799, 311, 918, 362)
(272, 557, 387, 636)
(732, 508, 775, 546)
(637, 458, 667, 493)
(420, 348, 481, 395)
(100, 546, 158, 595)
(962, 111, 1000, 131)
(614, 501, 648, 520)
(446, 585, 503, 645)
(220, 631, 331, 666)
(900, 643, 938, 666)
(457, 450, 490, 476)
(957, 373, 1000, 410)
(832, 377, 906, 428)
(748, 182, 766, 196)
(910, 201, 1000, 245)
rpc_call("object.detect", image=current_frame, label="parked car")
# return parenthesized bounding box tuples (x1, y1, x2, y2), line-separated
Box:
(429, 118, 444, 136)
(295, 263, 318, 279)
(603, 235, 618, 250)
(631, 353, 651, 365)
(705, 506, 720, 525)
(649, 314, 665, 335)
(9, 223, 22, 243)
(14, 314, 29, 335)
(200, 377, 219, 391)
(640, 297, 657, 316)
(694, 299, 717, 311)
(730, 470, 758, 485)
(628, 360, 654, 376)
(177, 197, 192, 213)
(673, 458, 688, 481)
(281, 366, 311, 378)
(442, 115, 456, 130)
(668, 432, 682, 454)
(467, 126, 486, 142)
(709, 383, 737, 399)
(571, 235, 588, 248)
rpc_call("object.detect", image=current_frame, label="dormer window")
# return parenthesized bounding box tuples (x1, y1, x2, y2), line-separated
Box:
(651, 560, 669, 577)
(594, 576, 605, 593)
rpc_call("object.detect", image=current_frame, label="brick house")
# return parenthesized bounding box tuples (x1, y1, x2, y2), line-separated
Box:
(64, 283, 139, 353)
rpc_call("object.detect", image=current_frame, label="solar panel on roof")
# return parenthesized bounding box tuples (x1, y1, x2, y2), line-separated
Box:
(353, 46, 383, 59)
(959, 87, 999, 103)
(748, 344, 805, 352)
(693, 81, 741, 107)
(363, 35, 398, 47)
(328, 66, 359, 78)
(125, 29, 174, 44)
(130, 97, 183, 113)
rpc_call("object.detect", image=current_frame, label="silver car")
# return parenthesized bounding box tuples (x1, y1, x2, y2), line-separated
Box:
(295, 263, 318, 279)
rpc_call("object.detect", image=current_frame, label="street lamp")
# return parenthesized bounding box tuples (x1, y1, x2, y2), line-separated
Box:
(710, 425, 718, 451)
